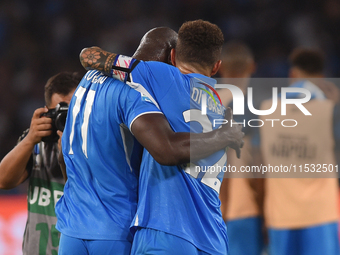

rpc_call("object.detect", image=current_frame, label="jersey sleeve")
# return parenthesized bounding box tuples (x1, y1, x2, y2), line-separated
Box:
(119, 85, 163, 132)
(127, 61, 174, 103)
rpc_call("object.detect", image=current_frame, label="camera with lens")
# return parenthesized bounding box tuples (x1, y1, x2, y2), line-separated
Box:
(40, 102, 68, 143)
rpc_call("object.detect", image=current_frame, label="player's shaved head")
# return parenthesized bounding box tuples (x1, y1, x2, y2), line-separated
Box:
(133, 27, 178, 65)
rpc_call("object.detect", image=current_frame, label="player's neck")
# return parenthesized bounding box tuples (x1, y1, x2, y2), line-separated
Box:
(176, 62, 212, 77)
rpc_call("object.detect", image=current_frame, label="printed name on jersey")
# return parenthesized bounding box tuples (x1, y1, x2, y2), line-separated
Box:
(110, 55, 134, 82)
(85, 70, 108, 84)
(191, 86, 224, 115)
(271, 135, 317, 159)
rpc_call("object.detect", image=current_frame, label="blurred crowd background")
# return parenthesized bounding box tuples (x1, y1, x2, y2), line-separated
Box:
(0, 0, 340, 194)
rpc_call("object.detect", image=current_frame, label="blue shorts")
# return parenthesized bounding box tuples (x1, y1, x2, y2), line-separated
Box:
(268, 222, 340, 255)
(226, 216, 265, 255)
(130, 227, 212, 255)
(58, 234, 131, 255)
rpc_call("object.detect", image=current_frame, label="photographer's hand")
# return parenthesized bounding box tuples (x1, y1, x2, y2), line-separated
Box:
(0, 107, 53, 189)
(26, 107, 53, 144)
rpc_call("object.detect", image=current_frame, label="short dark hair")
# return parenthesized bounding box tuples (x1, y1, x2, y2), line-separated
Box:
(44, 72, 81, 106)
(289, 48, 325, 75)
(176, 20, 224, 69)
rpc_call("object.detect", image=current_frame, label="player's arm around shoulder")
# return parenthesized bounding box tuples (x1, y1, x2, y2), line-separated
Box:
(79, 46, 145, 83)
(80, 46, 118, 75)
(0, 107, 52, 189)
(130, 107, 244, 166)
(131, 113, 189, 166)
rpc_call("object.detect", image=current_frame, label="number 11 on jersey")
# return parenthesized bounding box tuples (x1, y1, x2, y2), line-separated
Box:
(68, 86, 96, 158)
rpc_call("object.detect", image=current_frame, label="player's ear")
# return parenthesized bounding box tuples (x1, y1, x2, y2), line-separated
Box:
(211, 60, 222, 76)
(170, 48, 176, 67)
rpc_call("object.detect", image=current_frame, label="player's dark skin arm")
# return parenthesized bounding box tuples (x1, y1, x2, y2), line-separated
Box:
(80, 47, 116, 75)
(131, 107, 244, 166)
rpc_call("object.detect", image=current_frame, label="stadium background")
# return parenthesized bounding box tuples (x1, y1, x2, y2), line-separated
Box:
(0, 0, 339, 253)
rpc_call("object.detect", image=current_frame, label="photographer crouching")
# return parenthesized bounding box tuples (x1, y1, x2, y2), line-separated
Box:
(0, 72, 81, 255)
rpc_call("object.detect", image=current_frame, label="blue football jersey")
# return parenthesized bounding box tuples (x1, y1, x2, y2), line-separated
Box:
(126, 61, 228, 254)
(55, 70, 161, 241)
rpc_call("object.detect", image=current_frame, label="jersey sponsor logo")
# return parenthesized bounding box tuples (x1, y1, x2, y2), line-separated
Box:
(28, 178, 64, 217)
